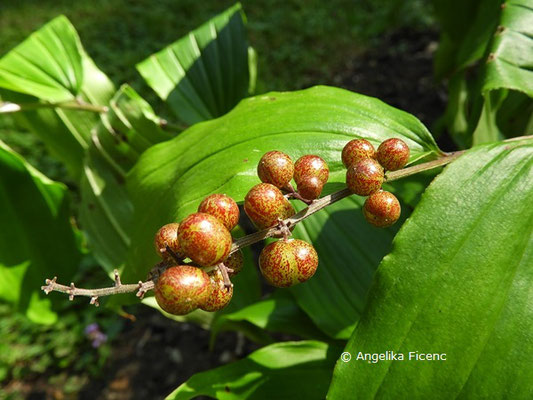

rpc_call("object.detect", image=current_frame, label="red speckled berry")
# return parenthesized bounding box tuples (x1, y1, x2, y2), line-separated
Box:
(342, 139, 376, 168)
(296, 176, 323, 200)
(294, 155, 329, 186)
(200, 269, 233, 312)
(177, 213, 232, 266)
(259, 239, 318, 287)
(154, 265, 212, 315)
(154, 223, 183, 260)
(363, 190, 401, 227)
(225, 250, 244, 277)
(377, 138, 410, 171)
(198, 193, 240, 231)
(346, 158, 384, 196)
(244, 183, 295, 230)
(257, 151, 294, 189)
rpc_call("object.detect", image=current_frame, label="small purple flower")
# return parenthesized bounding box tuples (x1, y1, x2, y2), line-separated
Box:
(85, 323, 99, 335)
(85, 323, 108, 348)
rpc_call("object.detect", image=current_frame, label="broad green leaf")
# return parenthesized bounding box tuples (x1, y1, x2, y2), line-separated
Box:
(125, 86, 441, 282)
(482, 0, 533, 97)
(0, 141, 81, 324)
(136, 3, 254, 125)
(472, 0, 533, 145)
(0, 16, 83, 102)
(472, 90, 507, 145)
(435, 0, 533, 147)
(79, 85, 171, 273)
(167, 341, 341, 400)
(0, 16, 115, 179)
(289, 196, 404, 339)
(212, 290, 331, 344)
(433, 0, 502, 79)
(328, 138, 533, 399)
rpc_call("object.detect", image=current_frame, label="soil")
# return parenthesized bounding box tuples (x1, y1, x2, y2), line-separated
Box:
(9, 27, 451, 400)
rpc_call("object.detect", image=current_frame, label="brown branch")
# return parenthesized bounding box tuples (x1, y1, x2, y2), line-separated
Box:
(41, 270, 154, 305)
(230, 151, 464, 253)
(42, 150, 464, 301)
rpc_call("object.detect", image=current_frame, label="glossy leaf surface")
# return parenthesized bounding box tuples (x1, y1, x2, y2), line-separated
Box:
(328, 139, 533, 399)
(136, 3, 253, 125)
(0, 142, 81, 324)
(167, 341, 341, 400)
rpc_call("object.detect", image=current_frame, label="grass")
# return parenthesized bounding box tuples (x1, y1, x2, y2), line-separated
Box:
(0, 0, 433, 95)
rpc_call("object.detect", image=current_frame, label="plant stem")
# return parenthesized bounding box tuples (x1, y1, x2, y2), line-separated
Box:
(0, 100, 108, 114)
(230, 150, 464, 253)
(41, 150, 464, 303)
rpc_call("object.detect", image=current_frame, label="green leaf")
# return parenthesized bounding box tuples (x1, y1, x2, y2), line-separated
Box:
(0, 141, 81, 324)
(166, 341, 341, 400)
(328, 138, 533, 399)
(0, 15, 84, 102)
(136, 3, 254, 125)
(125, 86, 440, 282)
(482, 0, 533, 97)
(0, 16, 115, 179)
(433, 0, 502, 79)
(212, 290, 331, 343)
(79, 85, 171, 273)
(472, 0, 533, 145)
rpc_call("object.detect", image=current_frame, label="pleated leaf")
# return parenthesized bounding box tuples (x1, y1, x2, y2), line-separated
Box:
(0, 142, 81, 324)
(136, 3, 253, 125)
(482, 0, 533, 96)
(79, 85, 172, 273)
(0, 16, 115, 179)
(167, 341, 341, 400)
(0, 15, 84, 102)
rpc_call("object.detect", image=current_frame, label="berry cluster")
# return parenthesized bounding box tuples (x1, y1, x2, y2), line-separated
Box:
(343, 138, 409, 227)
(249, 151, 326, 287)
(150, 140, 408, 316)
(151, 151, 326, 316)
(153, 193, 242, 316)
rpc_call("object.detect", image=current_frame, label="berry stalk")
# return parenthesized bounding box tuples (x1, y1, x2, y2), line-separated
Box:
(41, 150, 464, 303)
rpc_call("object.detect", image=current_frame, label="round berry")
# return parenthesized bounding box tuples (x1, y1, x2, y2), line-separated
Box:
(377, 138, 410, 171)
(257, 151, 294, 189)
(296, 176, 323, 200)
(294, 155, 329, 186)
(154, 223, 183, 260)
(346, 158, 384, 196)
(259, 239, 318, 287)
(155, 265, 212, 315)
(198, 194, 240, 231)
(225, 250, 244, 277)
(342, 139, 376, 168)
(244, 183, 295, 230)
(200, 269, 233, 312)
(363, 190, 401, 227)
(177, 213, 232, 266)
